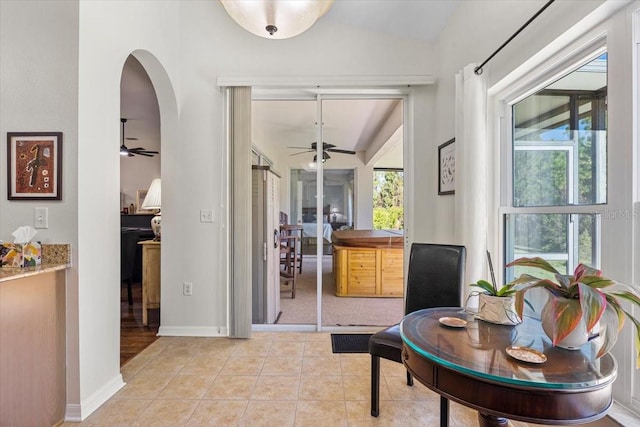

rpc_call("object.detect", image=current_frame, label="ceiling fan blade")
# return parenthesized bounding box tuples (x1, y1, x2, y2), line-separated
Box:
(287, 146, 312, 150)
(129, 147, 158, 153)
(135, 152, 155, 157)
(326, 148, 356, 154)
(290, 150, 312, 156)
(126, 137, 139, 141)
(322, 142, 335, 149)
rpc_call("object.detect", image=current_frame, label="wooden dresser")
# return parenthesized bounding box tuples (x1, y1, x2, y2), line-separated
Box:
(332, 230, 404, 297)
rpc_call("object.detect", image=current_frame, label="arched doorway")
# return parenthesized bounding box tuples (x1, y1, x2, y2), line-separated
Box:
(118, 50, 178, 365)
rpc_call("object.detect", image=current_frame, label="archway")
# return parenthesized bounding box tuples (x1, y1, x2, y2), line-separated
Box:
(118, 49, 178, 364)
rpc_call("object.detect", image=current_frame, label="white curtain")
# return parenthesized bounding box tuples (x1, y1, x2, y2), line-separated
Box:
(454, 64, 488, 303)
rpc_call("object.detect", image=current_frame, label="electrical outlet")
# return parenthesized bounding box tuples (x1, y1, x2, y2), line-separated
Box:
(34, 207, 48, 229)
(200, 209, 214, 223)
(183, 282, 193, 296)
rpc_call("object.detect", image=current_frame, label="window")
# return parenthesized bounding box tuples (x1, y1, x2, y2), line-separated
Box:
(505, 53, 607, 280)
(373, 168, 403, 230)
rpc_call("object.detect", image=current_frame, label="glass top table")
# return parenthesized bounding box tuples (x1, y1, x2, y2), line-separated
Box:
(400, 307, 617, 427)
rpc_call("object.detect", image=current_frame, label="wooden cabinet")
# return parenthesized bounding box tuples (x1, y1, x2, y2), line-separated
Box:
(1, 269, 67, 426)
(334, 246, 403, 297)
(332, 229, 404, 297)
(139, 240, 160, 325)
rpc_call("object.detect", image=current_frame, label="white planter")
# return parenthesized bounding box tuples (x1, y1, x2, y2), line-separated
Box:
(476, 293, 522, 326)
(541, 300, 597, 350)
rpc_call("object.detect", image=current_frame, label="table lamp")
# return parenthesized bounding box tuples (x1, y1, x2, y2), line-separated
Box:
(331, 207, 340, 223)
(141, 178, 161, 241)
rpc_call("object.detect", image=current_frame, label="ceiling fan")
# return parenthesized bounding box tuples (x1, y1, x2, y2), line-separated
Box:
(120, 118, 159, 157)
(288, 142, 356, 163)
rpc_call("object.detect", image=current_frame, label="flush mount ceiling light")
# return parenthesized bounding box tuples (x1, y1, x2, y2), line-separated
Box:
(219, 0, 334, 39)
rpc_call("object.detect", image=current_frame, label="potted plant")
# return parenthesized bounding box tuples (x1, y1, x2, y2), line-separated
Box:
(507, 257, 640, 366)
(469, 279, 523, 325)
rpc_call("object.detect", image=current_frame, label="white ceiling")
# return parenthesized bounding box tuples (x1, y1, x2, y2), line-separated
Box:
(252, 98, 404, 168)
(322, 0, 459, 42)
(120, 1, 462, 167)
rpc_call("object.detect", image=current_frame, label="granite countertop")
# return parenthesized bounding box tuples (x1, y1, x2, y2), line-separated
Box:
(0, 243, 71, 283)
(0, 262, 71, 283)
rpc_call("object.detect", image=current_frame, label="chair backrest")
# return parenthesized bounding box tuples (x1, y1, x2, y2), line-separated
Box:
(120, 228, 141, 281)
(404, 243, 466, 315)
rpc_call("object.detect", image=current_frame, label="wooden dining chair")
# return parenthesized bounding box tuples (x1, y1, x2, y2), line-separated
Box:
(279, 232, 300, 298)
(279, 220, 303, 274)
(368, 243, 466, 418)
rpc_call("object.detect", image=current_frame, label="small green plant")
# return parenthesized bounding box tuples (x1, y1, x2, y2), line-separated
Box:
(470, 279, 517, 297)
(507, 257, 640, 367)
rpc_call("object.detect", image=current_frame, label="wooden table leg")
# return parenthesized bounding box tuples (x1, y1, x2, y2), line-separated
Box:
(478, 412, 508, 427)
(142, 285, 148, 326)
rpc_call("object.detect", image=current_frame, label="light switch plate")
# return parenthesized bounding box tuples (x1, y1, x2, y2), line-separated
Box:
(200, 209, 214, 223)
(34, 207, 48, 229)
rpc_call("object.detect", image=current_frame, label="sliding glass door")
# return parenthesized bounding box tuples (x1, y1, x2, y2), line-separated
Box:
(250, 94, 406, 330)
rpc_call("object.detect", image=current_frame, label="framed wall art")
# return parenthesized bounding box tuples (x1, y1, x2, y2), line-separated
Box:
(136, 189, 151, 213)
(438, 138, 455, 195)
(7, 132, 62, 200)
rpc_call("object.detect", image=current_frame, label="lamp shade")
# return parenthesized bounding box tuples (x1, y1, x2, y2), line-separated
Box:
(219, 0, 334, 40)
(141, 178, 161, 210)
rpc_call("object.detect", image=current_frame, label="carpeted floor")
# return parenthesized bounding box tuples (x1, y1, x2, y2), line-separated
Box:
(278, 257, 403, 326)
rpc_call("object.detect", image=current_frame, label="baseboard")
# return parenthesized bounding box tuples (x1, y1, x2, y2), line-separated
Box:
(64, 373, 125, 422)
(158, 325, 228, 336)
(610, 401, 640, 426)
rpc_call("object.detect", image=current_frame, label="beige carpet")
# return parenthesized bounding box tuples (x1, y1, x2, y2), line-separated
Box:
(278, 257, 403, 327)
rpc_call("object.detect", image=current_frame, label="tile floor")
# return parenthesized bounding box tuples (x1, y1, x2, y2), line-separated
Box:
(62, 332, 627, 427)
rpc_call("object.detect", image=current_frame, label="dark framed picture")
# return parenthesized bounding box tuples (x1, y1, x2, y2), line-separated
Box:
(438, 138, 455, 195)
(7, 132, 62, 200)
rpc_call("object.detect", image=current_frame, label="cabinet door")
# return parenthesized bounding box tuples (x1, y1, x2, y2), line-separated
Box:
(347, 249, 376, 295)
(380, 249, 403, 296)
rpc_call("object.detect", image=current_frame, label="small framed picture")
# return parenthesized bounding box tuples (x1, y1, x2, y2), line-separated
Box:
(136, 189, 151, 213)
(438, 138, 455, 195)
(7, 132, 62, 200)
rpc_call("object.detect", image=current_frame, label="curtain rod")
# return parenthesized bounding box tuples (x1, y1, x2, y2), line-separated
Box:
(474, 0, 555, 75)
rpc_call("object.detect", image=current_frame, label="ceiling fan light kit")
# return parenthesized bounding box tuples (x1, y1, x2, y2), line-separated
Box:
(120, 118, 158, 157)
(219, 0, 334, 40)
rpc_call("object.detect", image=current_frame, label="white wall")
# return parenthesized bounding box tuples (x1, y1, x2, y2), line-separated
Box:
(0, 0, 79, 244)
(75, 0, 181, 418)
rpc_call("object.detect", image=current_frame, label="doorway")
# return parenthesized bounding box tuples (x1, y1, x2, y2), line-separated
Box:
(250, 94, 406, 330)
(119, 54, 162, 365)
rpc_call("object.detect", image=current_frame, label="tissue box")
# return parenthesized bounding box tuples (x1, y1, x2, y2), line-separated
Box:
(1, 242, 42, 267)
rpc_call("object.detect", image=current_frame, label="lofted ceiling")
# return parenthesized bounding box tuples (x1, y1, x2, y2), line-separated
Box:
(316, 0, 459, 42)
(252, 98, 403, 168)
(120, 1, 462, 167)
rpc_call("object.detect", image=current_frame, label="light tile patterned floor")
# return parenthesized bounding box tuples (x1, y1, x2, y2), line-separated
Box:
(61, 332, 626, 426)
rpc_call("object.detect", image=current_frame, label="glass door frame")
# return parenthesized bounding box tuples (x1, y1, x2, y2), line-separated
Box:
(249, 89, 411, 333)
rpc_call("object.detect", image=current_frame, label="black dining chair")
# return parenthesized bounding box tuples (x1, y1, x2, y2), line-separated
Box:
(369, 243, 466, 418)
